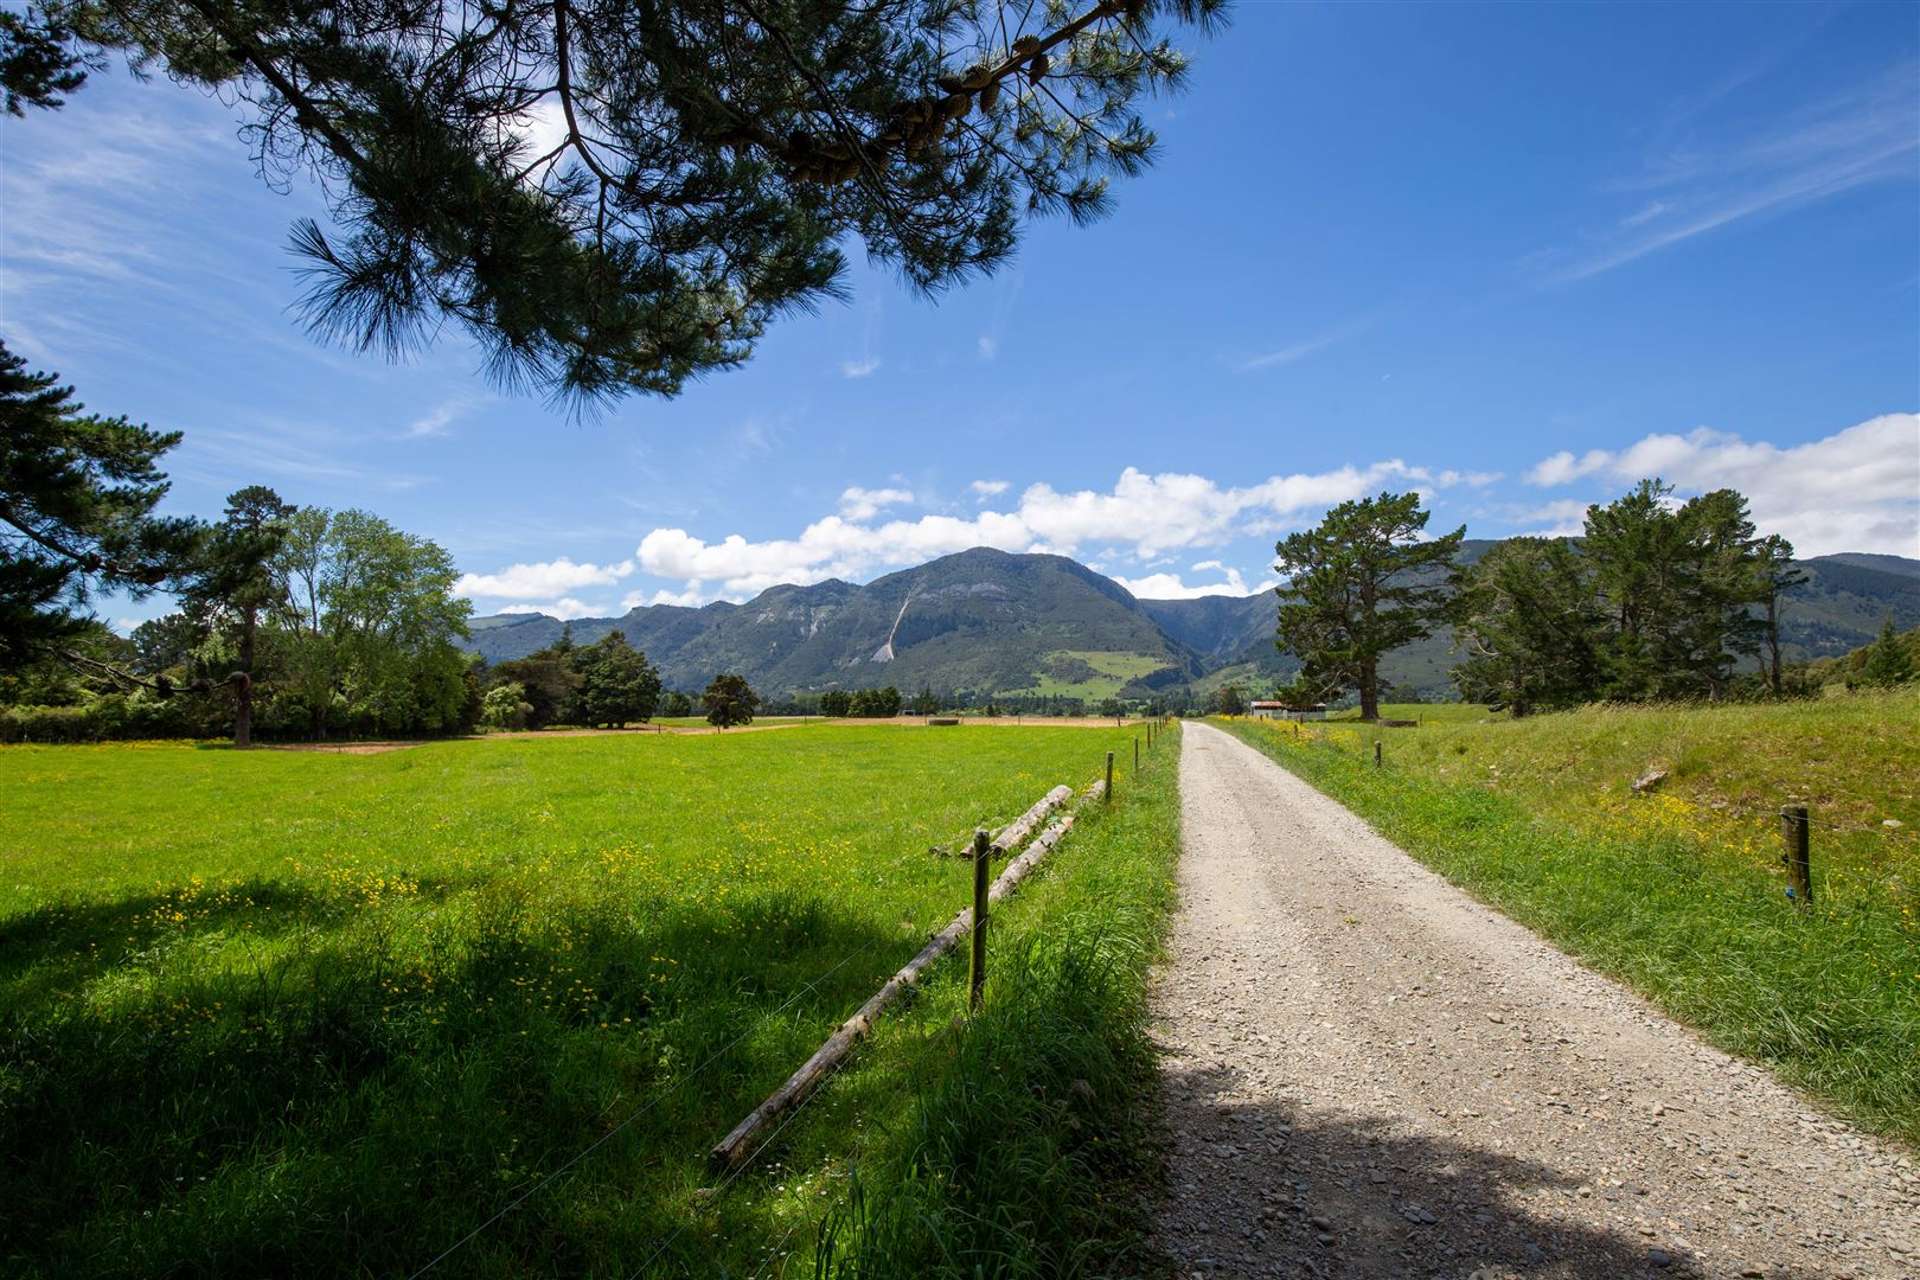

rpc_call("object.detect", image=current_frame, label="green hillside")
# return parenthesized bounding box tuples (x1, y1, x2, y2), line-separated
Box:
(467, 549, 1197, 699)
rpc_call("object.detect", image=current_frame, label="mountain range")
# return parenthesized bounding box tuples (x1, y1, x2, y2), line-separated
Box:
(462, 544, 1920, 702)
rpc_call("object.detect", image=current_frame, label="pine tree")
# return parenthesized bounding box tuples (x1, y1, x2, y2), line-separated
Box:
(0, 6, 92, 114)
(6, 0, 1223, 406)
(1583, 481, 1772, 701)
(1676, 488, 1764, 700)
(1751, 534, 1807, 697)
(1858, 615, 1915, 688)
(1449, 538, 1605, 715)
(1275, 491, 1465, 721)
(182, 486, 294, 747)
(0, 339, 202, 672)
(1581, 480, 1686, 700)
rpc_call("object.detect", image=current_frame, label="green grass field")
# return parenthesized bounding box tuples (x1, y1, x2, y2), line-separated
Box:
(1220, 691, 1920, 1142)
(0, 722, 1182, 1278)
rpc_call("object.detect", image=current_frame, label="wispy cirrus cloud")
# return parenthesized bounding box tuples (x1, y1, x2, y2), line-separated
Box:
(404, 395, 485, 438)
(1238, 316, 1372, 372)
(1541, 62, 1920, 285)
(839, 296, 885, 378)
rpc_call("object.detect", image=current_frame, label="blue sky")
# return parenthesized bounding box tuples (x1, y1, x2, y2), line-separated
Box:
(2, 1, 1916, 625)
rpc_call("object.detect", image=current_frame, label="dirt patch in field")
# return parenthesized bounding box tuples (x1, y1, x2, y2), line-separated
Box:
(268, 740, 428, 755)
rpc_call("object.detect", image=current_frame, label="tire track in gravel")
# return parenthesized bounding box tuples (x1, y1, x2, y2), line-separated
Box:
(1151, 722, 1918, 1280)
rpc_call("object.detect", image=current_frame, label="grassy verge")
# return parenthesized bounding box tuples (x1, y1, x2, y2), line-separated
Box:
(805, 722, 1181, 1278)
(1216, 700, 1919, 1146)
(0, 722, 1180, 1277)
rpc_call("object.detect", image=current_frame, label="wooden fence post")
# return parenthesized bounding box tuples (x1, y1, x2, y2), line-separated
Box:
(969, 828, 990, 1007)
(1374, 740, 1382, 769)
(1780, 805, 1812, 907)
(1105, 751, 1114, 801)
(1134, 737, 1140, 774)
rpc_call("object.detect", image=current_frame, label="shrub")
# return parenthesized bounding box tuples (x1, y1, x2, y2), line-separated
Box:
(480, 682, 533, 731)
(0, 704, 103, 743)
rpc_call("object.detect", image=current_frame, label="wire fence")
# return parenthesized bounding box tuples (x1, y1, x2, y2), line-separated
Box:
(746, 1220, 805, 1280)
(406, 932, 896, 1280)
(623, 1050, 856, 1280)
(1222, 716, 1919, 908)
(406, 732, 1171, 1280)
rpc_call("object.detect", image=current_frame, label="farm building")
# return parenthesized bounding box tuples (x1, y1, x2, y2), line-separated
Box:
(1249, 700, 1328, 721)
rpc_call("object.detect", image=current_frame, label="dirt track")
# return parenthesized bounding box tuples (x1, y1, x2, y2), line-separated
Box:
(1151, 722, 1918, 1280)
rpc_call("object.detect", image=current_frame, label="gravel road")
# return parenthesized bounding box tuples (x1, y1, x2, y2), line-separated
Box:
(1151, 722, 1918, 1280)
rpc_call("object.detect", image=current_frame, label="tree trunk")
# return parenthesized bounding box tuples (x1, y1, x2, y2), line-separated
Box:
(1766, 594, 1783, 697)
(233, 606, 256, 748)
(1359, 662, 1380, 721)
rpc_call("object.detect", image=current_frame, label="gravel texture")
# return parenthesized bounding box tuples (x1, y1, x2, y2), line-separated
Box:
(1150, 723, 1918, 1280)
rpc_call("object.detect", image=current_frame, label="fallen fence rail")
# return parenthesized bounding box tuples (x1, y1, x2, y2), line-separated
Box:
(708, 782, 1085, 1172)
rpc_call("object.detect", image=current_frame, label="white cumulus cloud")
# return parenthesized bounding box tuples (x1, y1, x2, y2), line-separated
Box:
(839, 486, 915, 521)
(1523, 413, 1920, 557)
(624, 583, 712, 609)
(632, 460, 1461, 602)
(1527, 448, 1618, 486)
(1515, 499, 1593, 538)
(970, 479, 1010, 499)
(527, 597, 605, 620)
(1110, 566, 1273, 600)
(455, 557, 634, 600)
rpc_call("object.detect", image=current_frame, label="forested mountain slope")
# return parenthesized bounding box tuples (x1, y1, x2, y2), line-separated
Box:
(465, 547, 1920, 700)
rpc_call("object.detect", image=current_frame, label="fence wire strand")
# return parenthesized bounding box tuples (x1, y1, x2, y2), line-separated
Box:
(1233, 718, 1917, 896)
(406, 932, 896, 1280)
(622, 1008, 866, 1279)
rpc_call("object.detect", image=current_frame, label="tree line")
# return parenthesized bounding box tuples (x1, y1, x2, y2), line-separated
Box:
(2, 342, 473, 743)
(817, 687, 904, 717)
(1272, 483, 1910, 720)
(473, 628, 769, 730)
(0, 339, 786, 742)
